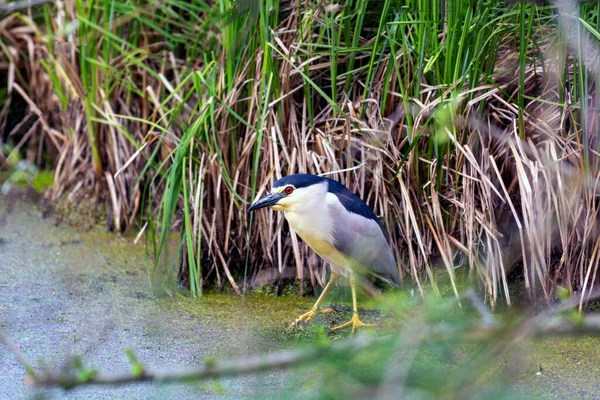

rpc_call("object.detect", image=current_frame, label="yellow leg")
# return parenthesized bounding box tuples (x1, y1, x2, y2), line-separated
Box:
(287, 273, 337, 331)
(331, 271, 375, 335)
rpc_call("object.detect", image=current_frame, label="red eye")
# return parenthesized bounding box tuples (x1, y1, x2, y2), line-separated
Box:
(285, 186, 294, 195)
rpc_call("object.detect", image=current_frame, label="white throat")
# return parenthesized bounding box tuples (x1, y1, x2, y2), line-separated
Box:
(283, 181, 333, 243)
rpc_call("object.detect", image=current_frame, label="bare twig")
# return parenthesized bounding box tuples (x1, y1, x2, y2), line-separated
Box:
(26, 335, 386, 389)
(0, 327, 36, 377)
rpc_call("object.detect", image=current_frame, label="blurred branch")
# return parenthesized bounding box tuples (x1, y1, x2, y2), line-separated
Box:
(0, 0, 54, 14)
(2, 299, 599, 390)
(540, 314, 600, 335)
(24, 335, 387, 389)
(0, 327, 35, 376)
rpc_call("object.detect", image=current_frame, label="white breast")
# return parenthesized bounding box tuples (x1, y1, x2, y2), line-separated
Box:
(282, 182, 349, 267)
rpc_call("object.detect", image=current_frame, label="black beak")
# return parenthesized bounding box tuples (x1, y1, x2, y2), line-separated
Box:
(248, 192, 284, 212)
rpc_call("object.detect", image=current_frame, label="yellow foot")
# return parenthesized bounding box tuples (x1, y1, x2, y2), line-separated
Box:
(287, 307, 335, 331)
(330, 313, 375, 335)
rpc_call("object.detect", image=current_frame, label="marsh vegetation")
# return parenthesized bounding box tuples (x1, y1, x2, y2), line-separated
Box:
(2, 0, 600, 305)
(1, 0, 600, 398)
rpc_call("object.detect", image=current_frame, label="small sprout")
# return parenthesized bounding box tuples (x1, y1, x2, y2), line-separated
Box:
(568, 311, 584, 327)
(211, 380, 226, 394)
(76, 368, 97, 383)
(204, 356, 218, 367)
(70, 356, 97, 383)
(125, 348, 144, 378)
(131, 363, 143, 378)
(557, 286, 570, 301)
(24, 365, 36, 377)
(72, 356, 82, 370)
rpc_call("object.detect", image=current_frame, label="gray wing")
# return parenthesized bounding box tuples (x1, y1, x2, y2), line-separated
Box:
(327, 194, 400, 287)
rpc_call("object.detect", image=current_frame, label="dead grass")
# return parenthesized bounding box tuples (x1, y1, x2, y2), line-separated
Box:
(0, 0, 599, 307)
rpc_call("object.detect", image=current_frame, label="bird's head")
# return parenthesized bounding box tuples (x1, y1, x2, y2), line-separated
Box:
(248, 174, 327, 213)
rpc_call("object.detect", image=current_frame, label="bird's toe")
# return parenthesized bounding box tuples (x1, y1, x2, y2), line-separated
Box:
(331, 313, 375, 335)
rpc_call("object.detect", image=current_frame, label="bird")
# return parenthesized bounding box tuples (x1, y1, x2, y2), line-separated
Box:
(248, 173, 399, 334)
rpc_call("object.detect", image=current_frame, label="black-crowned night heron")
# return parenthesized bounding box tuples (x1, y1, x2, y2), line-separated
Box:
(249, 174, 399, 334)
